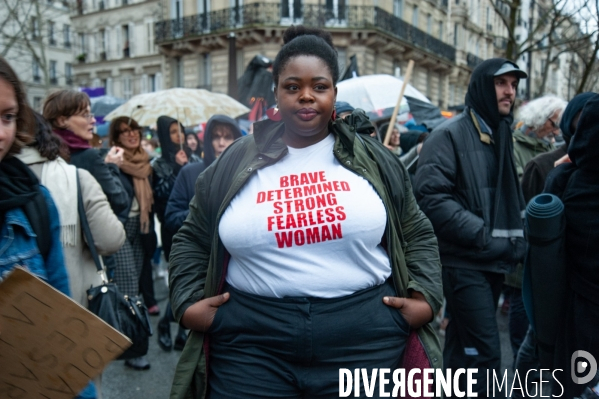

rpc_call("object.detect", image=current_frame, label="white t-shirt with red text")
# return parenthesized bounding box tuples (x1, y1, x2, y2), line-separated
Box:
(219, 133, 391, 298)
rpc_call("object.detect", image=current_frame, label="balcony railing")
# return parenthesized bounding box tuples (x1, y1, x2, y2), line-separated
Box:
(466, 52, 484, 68)
(155, 3, 456, 62)
(50, 77, 58, 85)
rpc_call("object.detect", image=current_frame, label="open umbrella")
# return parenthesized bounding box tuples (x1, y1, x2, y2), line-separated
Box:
(336, 74, 430, 121)
(404, 96, 448, 131)
(104, 88, 250, 127)
(91, 95, 126, 117)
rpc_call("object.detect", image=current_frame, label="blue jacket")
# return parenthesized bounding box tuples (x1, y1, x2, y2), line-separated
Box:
(165, 161, 206, 232)
(0, 186, 69, 295)
(0, 185, 97, 399)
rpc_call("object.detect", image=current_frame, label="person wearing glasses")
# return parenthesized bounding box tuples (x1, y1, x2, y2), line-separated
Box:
(43, 90, 130, 216)
(105, 116, 155, 371)
(512, 95, 568, 181)
(504, 94, 567, 373)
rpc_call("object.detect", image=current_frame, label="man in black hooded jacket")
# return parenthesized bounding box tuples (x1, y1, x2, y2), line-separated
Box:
(415, 58, 527, 395)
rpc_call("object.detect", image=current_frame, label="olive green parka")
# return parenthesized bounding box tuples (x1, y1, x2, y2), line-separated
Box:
(168, 112, 443, 399)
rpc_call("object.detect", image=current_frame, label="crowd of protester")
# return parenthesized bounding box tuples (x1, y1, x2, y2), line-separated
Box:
(0, 23, 597, 399)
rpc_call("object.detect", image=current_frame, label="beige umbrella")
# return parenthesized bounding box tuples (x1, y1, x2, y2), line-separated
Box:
(104, 88, 250, 127)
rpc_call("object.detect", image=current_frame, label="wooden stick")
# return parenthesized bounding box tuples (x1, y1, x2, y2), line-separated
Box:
(383, 59, 415, 147)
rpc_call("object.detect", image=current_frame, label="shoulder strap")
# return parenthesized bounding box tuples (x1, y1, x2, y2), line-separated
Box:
(23, 188, 51, 260)
(77, 170, 106, 278)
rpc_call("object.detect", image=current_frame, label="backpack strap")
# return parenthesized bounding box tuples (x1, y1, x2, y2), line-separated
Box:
(23, 187, 51, 260)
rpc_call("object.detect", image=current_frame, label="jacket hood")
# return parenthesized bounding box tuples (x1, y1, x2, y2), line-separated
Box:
(465, 58, 516, 130)
(568, 93, 599, 171)
(559, 92, 595, 144)
(156, 115, 185, 162)
(203, 115, 242, 167)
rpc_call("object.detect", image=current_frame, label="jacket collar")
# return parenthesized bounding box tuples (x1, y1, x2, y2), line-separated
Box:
(468, 107, 493, 145)
(252, 118, 358, 159)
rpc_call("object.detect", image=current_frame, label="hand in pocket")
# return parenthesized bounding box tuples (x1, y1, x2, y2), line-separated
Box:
(181, 293, 230, 332)
(383, 291, 433, 330)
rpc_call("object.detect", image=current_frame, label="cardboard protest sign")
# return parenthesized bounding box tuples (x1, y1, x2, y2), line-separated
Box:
(0, 267, 131, 399)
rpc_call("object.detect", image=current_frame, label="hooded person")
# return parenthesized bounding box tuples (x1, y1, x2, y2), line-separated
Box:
(185, 131, 202, 158)
(415, 58, 528, 395)
(152, 115, 200, 261)
(156, 114, 242, 353)
(202, 114, 243, 168)
(544, 94, 599, 398)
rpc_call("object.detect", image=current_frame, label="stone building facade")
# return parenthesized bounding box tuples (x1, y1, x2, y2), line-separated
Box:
(154, 0, 509, 108)
(0, 0, 75, 111)
(71, 0, 165, 99)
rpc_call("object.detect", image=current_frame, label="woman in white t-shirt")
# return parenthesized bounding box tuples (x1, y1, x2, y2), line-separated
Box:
(168, 26, 443, 399)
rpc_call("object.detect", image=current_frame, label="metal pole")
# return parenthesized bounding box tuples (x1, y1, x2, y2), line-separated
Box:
(228, 32, 238, 99)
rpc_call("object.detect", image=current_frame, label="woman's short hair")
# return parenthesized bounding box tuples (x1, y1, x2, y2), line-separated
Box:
(0, 57, 34, 156)
(32, 112, 69, 161)
(272, 26, 339, 86)
(43, 89, 90, 129)
(516, 95, 568, 131)
(108, 116, 141, 146)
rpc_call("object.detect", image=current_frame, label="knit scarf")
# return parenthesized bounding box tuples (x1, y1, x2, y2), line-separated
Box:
(16, 147, 79, 246)
(53, 128, 91, 151)
(0, 156, 39, 213)
(119, 147, 153, 233)
(465, 58, 526, 238)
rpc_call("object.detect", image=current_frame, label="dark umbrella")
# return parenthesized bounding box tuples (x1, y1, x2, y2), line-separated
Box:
(404, 96, 447, 131)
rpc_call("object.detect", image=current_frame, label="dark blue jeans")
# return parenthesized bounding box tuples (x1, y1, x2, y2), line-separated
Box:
(207, 280, 410, 399)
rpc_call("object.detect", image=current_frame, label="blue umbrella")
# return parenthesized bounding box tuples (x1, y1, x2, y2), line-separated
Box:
(91, 95, 125, 118)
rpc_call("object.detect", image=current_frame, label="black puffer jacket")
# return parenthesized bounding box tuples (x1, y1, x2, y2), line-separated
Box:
(414, 108, 525, 273)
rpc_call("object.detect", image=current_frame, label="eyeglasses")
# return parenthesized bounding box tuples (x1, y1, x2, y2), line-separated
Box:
(119, 127, 138, 136)
(80, 113, 95, 121)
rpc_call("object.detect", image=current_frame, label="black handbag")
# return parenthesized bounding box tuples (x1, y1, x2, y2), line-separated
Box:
(78, 172, 153, 360)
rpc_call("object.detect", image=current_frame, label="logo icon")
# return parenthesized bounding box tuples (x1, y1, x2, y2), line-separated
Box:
(571, 350, 597, 385)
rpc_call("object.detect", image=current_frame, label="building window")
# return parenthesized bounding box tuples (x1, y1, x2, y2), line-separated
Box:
(100, 29, 107, 60)
(438, 21, 443, 40)
(281, 0, 302, 20)
(123, 76, 132, 99)
(122, 25, 130, 58)
(64, 24, 71, 48)
(174, 57, 183, 88)
(31, 17, 40, 39)
(427, 14, 432, 34)
(412, 6, 419, 28)
(453, 24, 459, 46)
(49, 22, 56, 46)
(32, 59, 41, 83)
(50, 61, 57, 85)
(33, 97, 43, 112)
(198, 53, 211, 89)
(78, 33, 86, 55)
(65, 63, 73, 85)
(146, 20, 154, 54)
(393, 0, 403, 18)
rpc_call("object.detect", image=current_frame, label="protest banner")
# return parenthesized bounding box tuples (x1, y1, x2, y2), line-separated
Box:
(0, 267, 131, 398)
